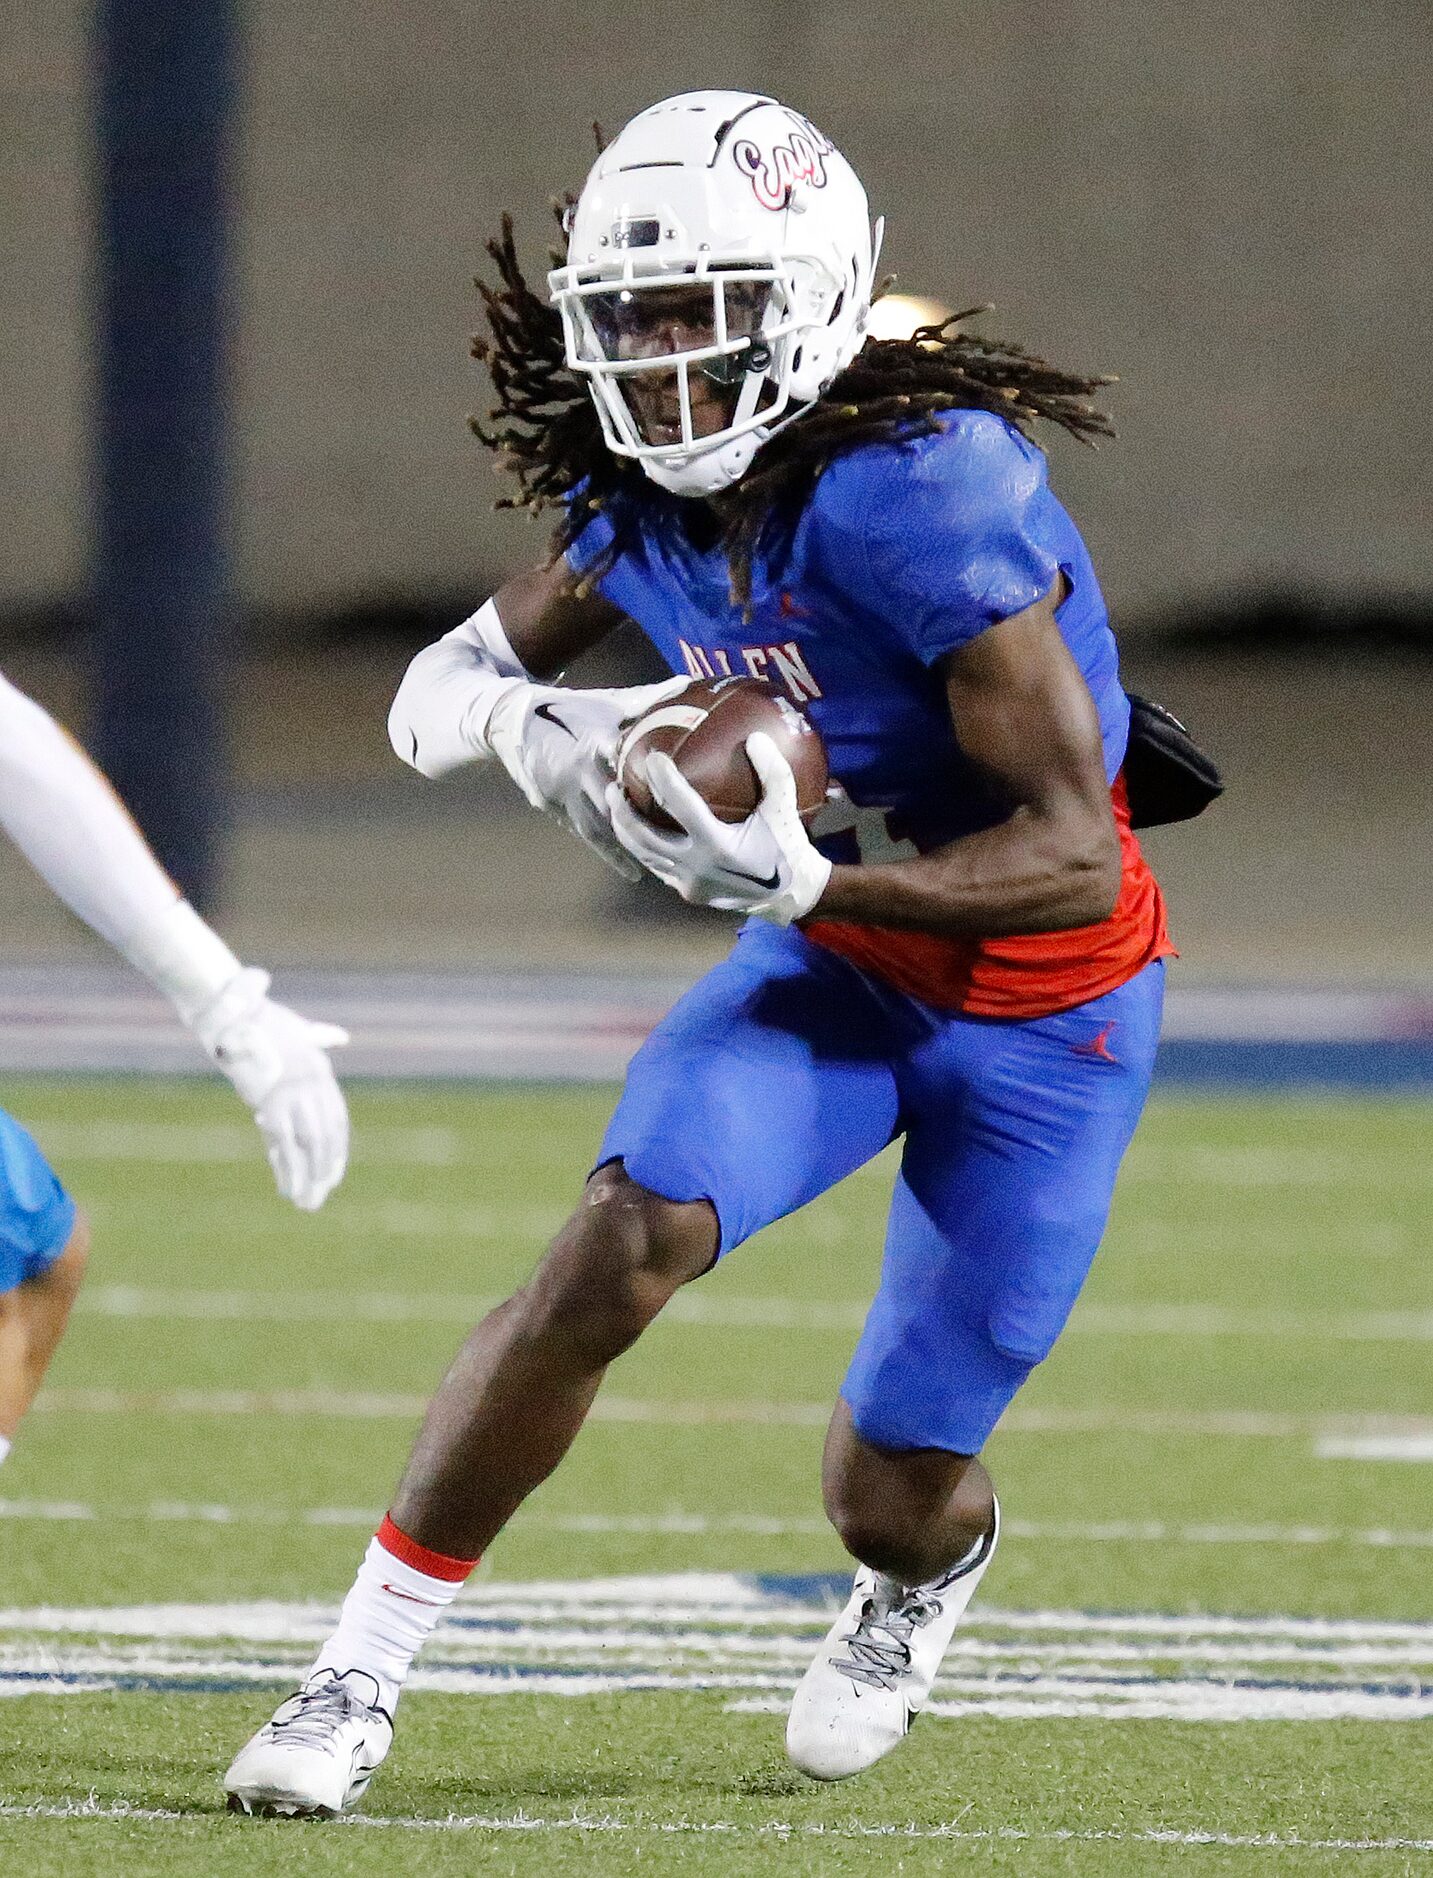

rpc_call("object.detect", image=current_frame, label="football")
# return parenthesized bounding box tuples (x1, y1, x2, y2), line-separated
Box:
(617, 676, 829, 832)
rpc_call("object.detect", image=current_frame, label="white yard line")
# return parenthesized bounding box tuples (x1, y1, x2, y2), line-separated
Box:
(22, 1120, 1433, 1190)
(1, 1797, 1432, 1849)
(7, 1497, 1433, 1554)
(26, 1388, 832, 1425)
(30, 1388, 433, 1419)
(1074, 1304, 1433, 1342)
(9, 1581, 1433, 1724)
(12, 1624, 1433, 1675)
(12, 1584, 1433, 1646)
(76, 1286, 503, 1325)
(8, 1649, 1433, 1722)
(731, 1686, 1433, 1723)
(70, 1284, 1433, 1344)
(72, 1206, 1432, 1261)
(0, 1652, 798, 1700)
(1316, 1435, 1433, 1462)
(0, 1497, 826, 1531)
(27, 1120, 463, 1167)
(27, 1389, 1433, 1445)
(86, 1200, 860, 1248)
(73, 1286, 868, 1332)
(9, 1655, 1433, 1720)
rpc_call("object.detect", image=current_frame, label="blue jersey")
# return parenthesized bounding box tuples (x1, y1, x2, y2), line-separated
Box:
(571, 410, 1170, 1017)
(570, 410, 1128, 855)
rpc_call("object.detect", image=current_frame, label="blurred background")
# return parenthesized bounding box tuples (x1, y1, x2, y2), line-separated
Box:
(1, 0, 1429, 1010)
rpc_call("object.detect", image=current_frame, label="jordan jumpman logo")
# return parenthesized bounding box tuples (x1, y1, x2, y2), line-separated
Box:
(1072, 1020, 1119, 1064)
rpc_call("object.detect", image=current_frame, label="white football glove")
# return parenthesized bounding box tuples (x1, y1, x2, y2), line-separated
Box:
(191, 968, 350, 1212)
(486, 677, 689, 880)
(606, 732, 833, 926)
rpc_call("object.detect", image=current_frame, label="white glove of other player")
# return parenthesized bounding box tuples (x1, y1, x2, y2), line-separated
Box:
(487, 678, 689, 881)
(607, 732, 833, 925)
(191, 968, 350, 1212)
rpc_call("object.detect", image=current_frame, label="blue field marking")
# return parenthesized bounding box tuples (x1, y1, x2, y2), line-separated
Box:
(1157, 1040, 1433, 1089)
(745, 1572, 851, 1608)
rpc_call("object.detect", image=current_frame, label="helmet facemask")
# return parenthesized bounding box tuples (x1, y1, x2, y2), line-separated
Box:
(555, 258, 840, 487)
(549, 92, 878, 498)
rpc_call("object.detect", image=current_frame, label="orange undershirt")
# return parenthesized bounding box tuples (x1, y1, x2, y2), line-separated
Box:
(802, 775, 1174, 1020)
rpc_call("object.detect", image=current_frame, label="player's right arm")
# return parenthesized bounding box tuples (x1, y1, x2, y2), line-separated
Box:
(486, 559, 627, 678)
(0, 670, 349, 1210)
(387, 559, 683, 878)
(386, 558, 618, 777)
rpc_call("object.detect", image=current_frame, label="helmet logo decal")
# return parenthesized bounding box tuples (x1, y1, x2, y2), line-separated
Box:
(731, 125, 831, 212)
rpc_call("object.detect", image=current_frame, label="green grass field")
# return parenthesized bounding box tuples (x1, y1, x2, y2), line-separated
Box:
(3, 1076, 1433, 1873)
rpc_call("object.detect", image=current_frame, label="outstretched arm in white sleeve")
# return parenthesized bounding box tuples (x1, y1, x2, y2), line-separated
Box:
(0, 670, 348, 1210)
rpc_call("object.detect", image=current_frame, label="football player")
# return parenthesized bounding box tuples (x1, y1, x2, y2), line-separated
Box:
(0, 669, 349, 1465)
(226, 91, 1173, 1813)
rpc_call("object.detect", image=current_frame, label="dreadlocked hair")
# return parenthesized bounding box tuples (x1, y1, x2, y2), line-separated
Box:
(470, 211, 1116, 610)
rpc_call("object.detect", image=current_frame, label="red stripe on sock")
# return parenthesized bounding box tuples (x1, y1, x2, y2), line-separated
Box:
(376, 1514, 479, 1584)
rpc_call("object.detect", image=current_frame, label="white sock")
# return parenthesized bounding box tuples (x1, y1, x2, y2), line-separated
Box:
(0, 1434, 10, 1467)
(308, 1534, 470, 1713)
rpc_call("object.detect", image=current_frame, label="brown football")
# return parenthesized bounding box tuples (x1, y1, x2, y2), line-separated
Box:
(617, 677, 829, 832)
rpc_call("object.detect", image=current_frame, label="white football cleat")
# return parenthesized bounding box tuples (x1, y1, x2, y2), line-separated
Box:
(224, 1670, 394, 1818)
(786, 1501, 999, 1781)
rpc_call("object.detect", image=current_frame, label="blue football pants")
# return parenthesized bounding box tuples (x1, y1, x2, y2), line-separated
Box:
(601, 921, 1164, 1454)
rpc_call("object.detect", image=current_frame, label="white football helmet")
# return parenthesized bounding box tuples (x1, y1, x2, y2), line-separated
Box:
(549, 91, 882, 497)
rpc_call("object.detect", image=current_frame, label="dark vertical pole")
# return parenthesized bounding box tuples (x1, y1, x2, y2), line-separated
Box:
(92, 0, 238, 910)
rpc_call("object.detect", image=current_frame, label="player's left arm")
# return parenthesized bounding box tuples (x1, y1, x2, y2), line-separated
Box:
(814, 579, 1122, 935)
